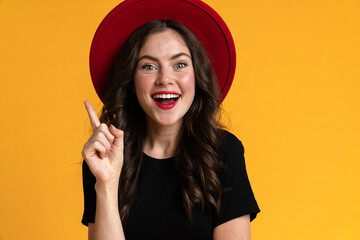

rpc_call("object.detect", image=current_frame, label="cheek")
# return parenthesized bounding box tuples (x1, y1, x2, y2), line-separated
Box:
(134, 75, 152, 96)
(180, 73, 196, 95)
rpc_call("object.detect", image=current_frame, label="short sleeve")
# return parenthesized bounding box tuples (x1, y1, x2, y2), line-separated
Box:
(213, 131, 260, 227)
(81, 160, 96, 226)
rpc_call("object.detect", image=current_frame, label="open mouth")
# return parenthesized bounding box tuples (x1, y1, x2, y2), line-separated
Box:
(152, 93, 181, 104)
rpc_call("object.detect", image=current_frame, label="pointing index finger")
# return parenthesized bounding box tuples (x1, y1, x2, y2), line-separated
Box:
(83, 100, 101, 130)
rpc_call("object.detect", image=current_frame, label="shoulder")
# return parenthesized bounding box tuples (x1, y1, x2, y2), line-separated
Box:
(218, 130, 248, 184)
(219, 130, 245, 163)
(220, 130, 244, 149)
(214, 130, 260, 225)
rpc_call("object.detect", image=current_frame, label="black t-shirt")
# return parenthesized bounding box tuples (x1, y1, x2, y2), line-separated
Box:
(81, 131, 260, 239)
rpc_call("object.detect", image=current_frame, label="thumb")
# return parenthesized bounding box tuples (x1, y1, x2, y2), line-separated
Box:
(109, 124, 124, 149)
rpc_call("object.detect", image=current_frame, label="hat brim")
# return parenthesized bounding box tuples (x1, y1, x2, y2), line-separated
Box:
(90, 0, 236, 102)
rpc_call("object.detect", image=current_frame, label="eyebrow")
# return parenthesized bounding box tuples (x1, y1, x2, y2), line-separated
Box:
(137, 52, 192, 62)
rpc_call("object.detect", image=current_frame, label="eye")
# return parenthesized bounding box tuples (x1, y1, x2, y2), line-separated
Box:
(141, 64, 157, 71)
(174, 62, 187, 69)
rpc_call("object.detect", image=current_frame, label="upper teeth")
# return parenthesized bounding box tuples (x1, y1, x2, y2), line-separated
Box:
(153, 94, 180, 99)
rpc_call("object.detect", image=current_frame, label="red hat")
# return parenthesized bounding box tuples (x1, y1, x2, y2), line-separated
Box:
(90, 0, 236, 102)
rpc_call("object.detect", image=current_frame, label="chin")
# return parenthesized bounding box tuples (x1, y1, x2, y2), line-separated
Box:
(148, 114, 184, 128)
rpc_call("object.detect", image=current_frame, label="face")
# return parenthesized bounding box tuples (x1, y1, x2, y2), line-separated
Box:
(134, 29, 195, 128)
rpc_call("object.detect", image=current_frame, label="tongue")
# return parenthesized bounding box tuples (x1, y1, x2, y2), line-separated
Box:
(158, 98, 175, 104)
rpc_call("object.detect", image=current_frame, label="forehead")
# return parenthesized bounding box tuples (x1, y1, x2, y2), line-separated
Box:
(139, 29, 190, 55)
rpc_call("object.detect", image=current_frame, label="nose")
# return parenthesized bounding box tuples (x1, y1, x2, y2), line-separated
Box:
(156, 67, 173, 86)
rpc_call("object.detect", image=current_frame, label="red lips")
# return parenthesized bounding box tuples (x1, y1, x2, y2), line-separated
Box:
(151, 91, 181, 110)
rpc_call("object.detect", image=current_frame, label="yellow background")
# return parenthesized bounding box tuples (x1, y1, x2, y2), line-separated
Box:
(0, 0, 359, 239)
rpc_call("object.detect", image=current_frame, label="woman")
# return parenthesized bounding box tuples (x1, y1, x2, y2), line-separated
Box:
(82, 1, 259, 239)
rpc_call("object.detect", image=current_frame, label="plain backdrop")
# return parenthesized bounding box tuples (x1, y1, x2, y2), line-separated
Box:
(0, 0, 359, 239)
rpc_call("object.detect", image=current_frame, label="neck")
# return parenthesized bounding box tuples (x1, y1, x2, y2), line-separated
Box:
(143, 118, 182, 159)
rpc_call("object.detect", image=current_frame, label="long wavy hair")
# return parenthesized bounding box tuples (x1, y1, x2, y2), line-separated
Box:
(99, 20, 225, 222)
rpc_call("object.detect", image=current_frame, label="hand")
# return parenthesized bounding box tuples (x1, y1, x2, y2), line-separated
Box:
(81, 100, 124, 185)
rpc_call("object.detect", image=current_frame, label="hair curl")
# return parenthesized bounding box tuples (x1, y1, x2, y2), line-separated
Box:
(99, 20, 225, 222)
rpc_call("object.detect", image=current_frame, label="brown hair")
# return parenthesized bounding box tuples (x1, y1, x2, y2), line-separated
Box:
(99, 20, 224, 222)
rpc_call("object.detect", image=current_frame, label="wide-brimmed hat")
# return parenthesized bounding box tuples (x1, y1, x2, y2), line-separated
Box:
(90, 0, 236, 102)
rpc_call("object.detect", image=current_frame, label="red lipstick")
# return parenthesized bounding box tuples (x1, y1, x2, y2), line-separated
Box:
(152, 91, 181, 110)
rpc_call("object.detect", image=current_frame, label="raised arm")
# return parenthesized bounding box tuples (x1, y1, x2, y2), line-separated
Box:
(82, 100, 125, 240)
